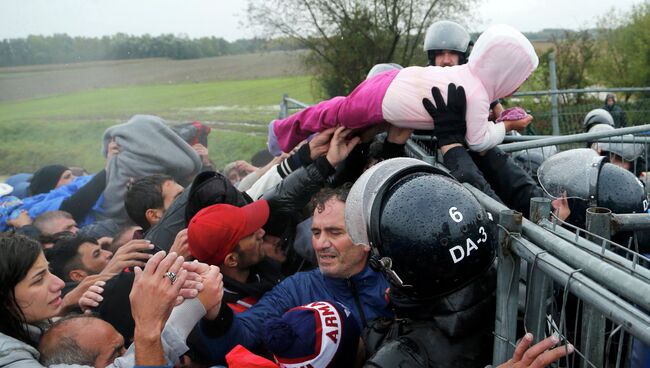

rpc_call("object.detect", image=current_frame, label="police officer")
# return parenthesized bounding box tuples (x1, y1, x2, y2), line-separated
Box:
(423, 20, 503, 120)
(583, 108, 646, 175)
(344, 157, 573, 367)
(538, 147, 648, 229)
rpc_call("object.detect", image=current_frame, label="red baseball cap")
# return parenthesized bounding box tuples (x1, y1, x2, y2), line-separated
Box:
(188, 199, 270, 266)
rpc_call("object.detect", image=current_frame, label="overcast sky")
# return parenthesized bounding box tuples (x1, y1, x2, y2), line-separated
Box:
(0, 0, 642, 41)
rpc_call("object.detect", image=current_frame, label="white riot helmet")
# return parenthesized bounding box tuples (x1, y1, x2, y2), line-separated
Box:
(423, 20, 472, 65)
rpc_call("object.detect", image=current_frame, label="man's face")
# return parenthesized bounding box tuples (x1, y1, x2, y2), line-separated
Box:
(311, 198, 369, 278)
(236, 228, 266, 268)
(79, 242, 113, 275)
(161, 180, 184, 210)
(227, 169, 241, 186)
(434, 50, 460, 67)
(76, 318, 126, 368)
(607, 97, 615, 106)
(261, 234, 287, 263)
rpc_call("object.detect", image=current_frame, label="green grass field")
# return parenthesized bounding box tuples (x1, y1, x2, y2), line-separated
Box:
(0, 74, 318, 174)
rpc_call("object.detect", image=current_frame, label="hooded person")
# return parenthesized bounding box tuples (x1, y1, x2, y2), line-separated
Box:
(267, 24, 538, 155)
(28, 165, 71, 196)
(603, 93, 627, 128)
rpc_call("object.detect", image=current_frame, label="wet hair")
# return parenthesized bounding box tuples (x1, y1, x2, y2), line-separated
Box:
(310, 184, 351, 214)
(0, 233, 43, 342)
(45, 236, 98, 282)
(124, 174, 173, 230)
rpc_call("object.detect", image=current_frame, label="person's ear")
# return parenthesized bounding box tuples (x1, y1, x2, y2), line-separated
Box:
(223, 252, 238, 268)
(69, 269, 88, 283)
(145, 208, 163, 226)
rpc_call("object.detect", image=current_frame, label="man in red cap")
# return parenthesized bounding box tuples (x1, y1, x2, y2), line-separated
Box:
(188, 199, 281, 313)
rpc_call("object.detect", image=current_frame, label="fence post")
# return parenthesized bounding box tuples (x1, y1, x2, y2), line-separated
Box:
(493, 210, 522, 366)
(530, 197, 552, 224)
(549, 53, 560, 136)
(580, 207, 611, 368)
(279, 93, 288, 119)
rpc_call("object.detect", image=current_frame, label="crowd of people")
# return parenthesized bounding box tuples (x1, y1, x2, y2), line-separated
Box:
(0, 21, 647, 368)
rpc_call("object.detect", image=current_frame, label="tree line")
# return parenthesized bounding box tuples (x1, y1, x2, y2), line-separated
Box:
(0, 33, 303, 67)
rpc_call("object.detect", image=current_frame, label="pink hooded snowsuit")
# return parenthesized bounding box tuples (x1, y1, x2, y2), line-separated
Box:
(267, 24, 539, 154)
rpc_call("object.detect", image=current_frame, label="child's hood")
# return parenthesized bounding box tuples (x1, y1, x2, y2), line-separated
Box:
(468, 24, 539, 102)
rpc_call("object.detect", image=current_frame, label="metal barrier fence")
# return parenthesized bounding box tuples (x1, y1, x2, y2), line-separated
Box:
(469, 191, 650, 368)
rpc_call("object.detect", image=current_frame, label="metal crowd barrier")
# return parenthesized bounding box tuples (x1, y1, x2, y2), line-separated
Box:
(466, 189, 650, 368)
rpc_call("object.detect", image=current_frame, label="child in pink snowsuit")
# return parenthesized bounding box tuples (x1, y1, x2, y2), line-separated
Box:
(268, 24, 539, 155)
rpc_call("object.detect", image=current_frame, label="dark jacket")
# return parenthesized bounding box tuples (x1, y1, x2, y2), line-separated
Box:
(223, 258, 284, 313)
(603, 100, 627, 128)
(443, 146, 543, 218)
(198, 264, 392, 365)
(470, 147, 544, 218)
(364, 267, 497, 368)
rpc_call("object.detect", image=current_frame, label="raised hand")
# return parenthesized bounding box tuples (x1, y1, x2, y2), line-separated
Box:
(102, 239, 153, 274)
(309, 126, 337, 160)
(325, 126, 361, 167)
(422, 83, 467, 147)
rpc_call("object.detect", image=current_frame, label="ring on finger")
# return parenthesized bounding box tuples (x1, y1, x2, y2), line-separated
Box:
(164, 271, 177, 284)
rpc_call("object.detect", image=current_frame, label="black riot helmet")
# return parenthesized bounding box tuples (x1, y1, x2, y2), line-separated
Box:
(346, 158, 497, 300)
(538, 148, 648, 226)
(423, 20, 472, 66)
(597, 162, 647, 215)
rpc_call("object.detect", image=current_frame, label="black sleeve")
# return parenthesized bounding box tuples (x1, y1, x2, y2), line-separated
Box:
(60, 170, 107, 222)
(442, 146, 503, 204)
(262, 157, 335, 236)
(329, 142, 369, 187)
(470, 147, 544, 218)
(379, 141, 406, 160)
(200, 303, 234, 337)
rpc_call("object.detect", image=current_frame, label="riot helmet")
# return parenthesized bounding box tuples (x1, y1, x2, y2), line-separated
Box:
(366, 63, 403, 80)
(597, 162, 647, 215)
(586, 123, 644, 171)
(583, 108, 614, 132)
(346, 158, 497, 300)
(537, 148, 647, 225)
(423, 20, 472, 65)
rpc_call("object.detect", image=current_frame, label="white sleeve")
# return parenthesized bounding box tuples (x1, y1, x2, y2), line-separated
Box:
(236, 171, 262, 192)
(108, 298, 206, 368)
(245, 164, 283, 200)
(467, 121, 506, 152)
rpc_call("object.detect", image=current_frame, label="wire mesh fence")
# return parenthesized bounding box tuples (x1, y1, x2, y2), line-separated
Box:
(510, 88, 650, 135)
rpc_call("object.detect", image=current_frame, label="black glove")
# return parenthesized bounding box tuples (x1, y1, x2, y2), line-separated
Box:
(422, 83, 467, 147)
